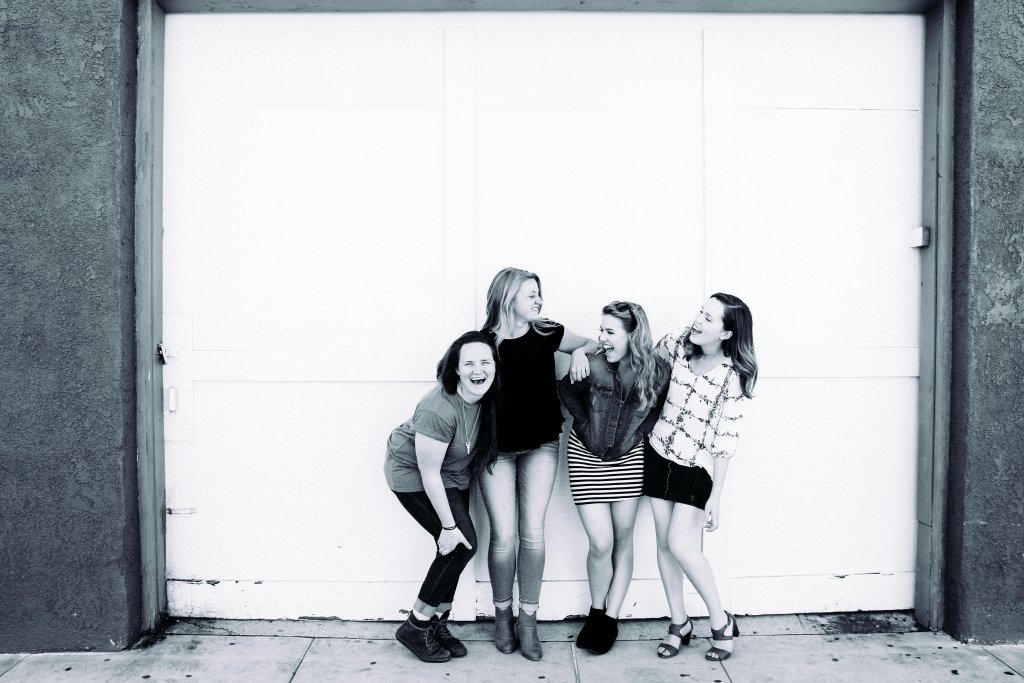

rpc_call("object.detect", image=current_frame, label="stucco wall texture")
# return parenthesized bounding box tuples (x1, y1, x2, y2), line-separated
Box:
(947, 0, 1024, 644)
(0, 0, 142, 652)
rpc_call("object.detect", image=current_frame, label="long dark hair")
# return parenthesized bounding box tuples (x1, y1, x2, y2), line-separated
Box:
(436, 330, 501, 473)
(682, 293, 758, 399)
(602, 301, 660, 412)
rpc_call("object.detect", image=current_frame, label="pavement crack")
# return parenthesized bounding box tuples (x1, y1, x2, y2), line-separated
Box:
(176, 619, 237, 636)
(288, 638, 316, 683)
(983, 647, 1024, 678)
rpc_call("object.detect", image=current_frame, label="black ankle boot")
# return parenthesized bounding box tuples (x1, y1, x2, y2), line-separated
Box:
(434, 610, 467, 658)
(588, 612, 619, 655)
(575, 607, 605, 651)
(395, 614, 451, 663)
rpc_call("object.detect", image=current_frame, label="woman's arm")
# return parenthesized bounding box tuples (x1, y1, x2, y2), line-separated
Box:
(653, 330, 680, 365)
(558, 328, 600, 383)
(415, 433, 473, 555)
(704, 456, 730, 532)
(556, 373, 591, 428)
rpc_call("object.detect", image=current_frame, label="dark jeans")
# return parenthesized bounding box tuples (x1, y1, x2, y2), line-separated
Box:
(393, 487, 477, 609)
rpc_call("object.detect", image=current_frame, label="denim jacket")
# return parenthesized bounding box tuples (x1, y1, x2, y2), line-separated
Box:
(557, 353, 672, 461)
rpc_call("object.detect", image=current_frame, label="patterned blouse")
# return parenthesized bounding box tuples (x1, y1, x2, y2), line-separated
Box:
(648, 329, 748, 476)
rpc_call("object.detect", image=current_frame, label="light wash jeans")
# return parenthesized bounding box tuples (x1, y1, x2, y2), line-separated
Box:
(477, 440, 559, 607)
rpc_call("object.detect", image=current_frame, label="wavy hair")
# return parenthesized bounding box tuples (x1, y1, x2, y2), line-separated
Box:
(602, 301, 660, 412)
(482, 267, 561, 346)
(681, 293, 758, 399)
(435, 330, 501, 473)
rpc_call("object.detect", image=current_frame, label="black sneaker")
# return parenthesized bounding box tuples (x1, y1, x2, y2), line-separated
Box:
(395, 615, 452, 663)
(434, 611, 468, 657)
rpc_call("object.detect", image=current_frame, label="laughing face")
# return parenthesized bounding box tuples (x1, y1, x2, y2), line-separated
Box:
(511, 279, 543, 323)
(598, 314, 631, 364)
(456, 341, 496, 401)
(689, 297, 732, 349)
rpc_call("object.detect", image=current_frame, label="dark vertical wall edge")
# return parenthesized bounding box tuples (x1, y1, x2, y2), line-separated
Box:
(135, 0, 169, 633)
(946, 0, 1024, 644)
(913, 0, 940, 630)
(120, 0, 143, 644)
(914, 0, 956, 633)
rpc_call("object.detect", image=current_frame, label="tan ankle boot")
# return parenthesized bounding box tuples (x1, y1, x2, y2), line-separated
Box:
(494, 606, 518, 654)
(517, 609, 542, 661)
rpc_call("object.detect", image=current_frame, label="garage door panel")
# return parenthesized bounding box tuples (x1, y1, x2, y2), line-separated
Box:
(730, 377, 918, 578)
(707, 110, 922, 351)
(165, 106, 447, 353)
(478, 111, 700, 231)
(165, 381, 438, 582)
(165, 107, 444, 221)
(475, 15, 702, 111)
(165, 14, 445, 110)
(703, 17, 923, 111)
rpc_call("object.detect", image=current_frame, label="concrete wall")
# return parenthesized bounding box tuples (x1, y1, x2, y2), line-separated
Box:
(0, 0, 142, 652)
(946, 0, 1024, 644)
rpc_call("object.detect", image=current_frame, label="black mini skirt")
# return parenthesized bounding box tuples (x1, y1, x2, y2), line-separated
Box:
(641, 440, 713, 510)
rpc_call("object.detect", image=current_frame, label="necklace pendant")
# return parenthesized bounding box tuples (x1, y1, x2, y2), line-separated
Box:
(466, 440, 471, 452)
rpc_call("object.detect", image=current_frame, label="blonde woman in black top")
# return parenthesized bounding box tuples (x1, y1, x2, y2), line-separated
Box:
(478, 267, 599, 661)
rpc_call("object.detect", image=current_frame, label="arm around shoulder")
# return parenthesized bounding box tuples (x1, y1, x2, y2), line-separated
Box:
(559, 327, 599, 383)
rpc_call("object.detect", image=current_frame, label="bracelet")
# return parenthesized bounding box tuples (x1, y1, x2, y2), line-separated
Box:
(441, 524, 457, 531)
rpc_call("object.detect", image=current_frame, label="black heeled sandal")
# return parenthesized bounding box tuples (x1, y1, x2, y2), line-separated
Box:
(705, 611, 739, 662)
(656, 618, 692, 659)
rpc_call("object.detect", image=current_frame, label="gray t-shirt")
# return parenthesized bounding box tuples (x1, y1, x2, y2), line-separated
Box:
(384, 383, 481, 492)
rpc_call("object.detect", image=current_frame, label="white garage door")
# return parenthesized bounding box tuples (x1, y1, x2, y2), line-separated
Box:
(162, 12, 923, 620)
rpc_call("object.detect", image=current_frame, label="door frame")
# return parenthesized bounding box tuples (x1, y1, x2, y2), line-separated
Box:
(134, 0, 956, 632)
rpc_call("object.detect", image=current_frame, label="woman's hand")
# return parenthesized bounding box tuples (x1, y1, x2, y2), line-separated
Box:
(559, 331, 598, 383)
(704, 497, 721, 532)
(437, 527, 473, 556)
(569, 347, 592, 383)
(706, 458, 730, 533)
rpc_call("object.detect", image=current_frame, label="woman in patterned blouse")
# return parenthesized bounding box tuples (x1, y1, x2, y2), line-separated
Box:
(642, 293, 758, 663)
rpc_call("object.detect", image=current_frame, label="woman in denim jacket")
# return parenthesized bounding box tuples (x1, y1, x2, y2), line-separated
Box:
(557, 301, 671, 655)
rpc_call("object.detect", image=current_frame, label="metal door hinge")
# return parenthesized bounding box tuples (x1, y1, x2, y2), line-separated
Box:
(156, 342, 169, 365)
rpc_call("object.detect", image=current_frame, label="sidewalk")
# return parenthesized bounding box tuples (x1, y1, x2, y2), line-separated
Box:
(1, 612, 1021, 682)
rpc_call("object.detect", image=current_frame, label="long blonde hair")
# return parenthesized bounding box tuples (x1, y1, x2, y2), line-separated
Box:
(602, 301, 660, 412)
(482, 267, 561, 346)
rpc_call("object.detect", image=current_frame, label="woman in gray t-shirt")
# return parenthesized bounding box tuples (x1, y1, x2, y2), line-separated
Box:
(384, 331, 501, 664)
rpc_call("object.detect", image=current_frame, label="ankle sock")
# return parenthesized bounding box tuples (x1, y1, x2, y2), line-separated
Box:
(409, 612, 432, 627)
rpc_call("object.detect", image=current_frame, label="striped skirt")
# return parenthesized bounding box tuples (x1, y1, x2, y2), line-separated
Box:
(566, 431, 645, 505)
